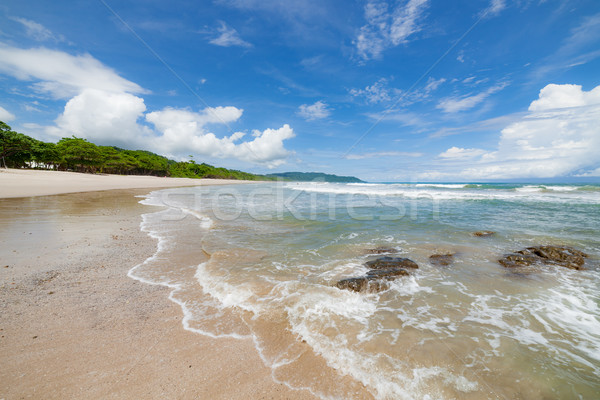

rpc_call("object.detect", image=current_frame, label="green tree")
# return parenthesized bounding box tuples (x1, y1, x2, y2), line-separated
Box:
(57, 137, 103, 173)
(0, 121, 35, 168)
(32, 141, 62, 169)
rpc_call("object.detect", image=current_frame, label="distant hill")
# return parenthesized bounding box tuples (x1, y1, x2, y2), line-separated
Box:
(266, 172, 364, 183)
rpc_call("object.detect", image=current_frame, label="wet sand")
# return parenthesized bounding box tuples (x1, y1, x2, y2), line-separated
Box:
(0, 189, 318, 399)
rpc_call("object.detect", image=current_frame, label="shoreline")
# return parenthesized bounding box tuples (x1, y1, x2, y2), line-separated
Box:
(0, 168, 257, 199)
(0, 187, 318, 399)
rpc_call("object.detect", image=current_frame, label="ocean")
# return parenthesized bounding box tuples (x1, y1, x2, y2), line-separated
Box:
(129, 182, 600, 399)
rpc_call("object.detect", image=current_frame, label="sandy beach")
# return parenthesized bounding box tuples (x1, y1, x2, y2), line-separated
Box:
(0, 168, 256, 198)
(0, 170, 318, 399)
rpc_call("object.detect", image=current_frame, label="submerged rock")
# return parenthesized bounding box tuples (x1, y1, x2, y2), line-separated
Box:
(473, 231, 495, 237)
(366, 268, 410, 279)
(335, 257, 417, 293)
(365, 256, 419, 270)
(429, 253, 454, 266)
(335, 276, 388, 293)
(365, 246, 398, 254)
(499, 245, 588, 270)
(498, 253, 540, 268)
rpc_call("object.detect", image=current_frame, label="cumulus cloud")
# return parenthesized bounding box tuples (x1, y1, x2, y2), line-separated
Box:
(355, 0, 429, 60)
(437, 82, 507, 113)
(147, 107, 294, 167)
(297, 101, 331, 121)
(10, 17, 65, 42)
(528, 83, 600, 111)
(0, 106, 16, 122)
(427, 83, 600, 180)
(0, 45, 294, 167)
(47, 89, 151, 148)
(0, 44, 145, 99)
(209, 21, 252, 48)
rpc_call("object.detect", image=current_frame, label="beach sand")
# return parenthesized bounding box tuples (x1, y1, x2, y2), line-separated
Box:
(0, 171, 318, 399)
(0, 168, 256, 198)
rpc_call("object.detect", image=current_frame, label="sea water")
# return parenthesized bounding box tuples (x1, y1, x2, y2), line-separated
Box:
(129, 182, 600, 399)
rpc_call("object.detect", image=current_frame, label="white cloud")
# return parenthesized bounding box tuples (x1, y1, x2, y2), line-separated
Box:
(297, 101, 331, 120)
(10, 17, 65, 42)
(47, 89, 151, 148)
(437, 82, 507, 113)
(0, 106, 16, 122)
(532, 14, 600, 79)
(209, 21, 251, 48)
(346, 151, 423, 160)
(424, 77, 446, 92)
(0, 44, 294, 167)
(350, 78, 397, 104)
(438, 147, 486, 160)
(355, 0, 429, 60)
(486, 0, 506, 16)
(426, 83, 600, 180)
(0, 44, 145, 99)
(528, 83, 600, 111)
(147, 107, 294, 167)
(352, 76, 443, 106)
(576, 167, 600, 177)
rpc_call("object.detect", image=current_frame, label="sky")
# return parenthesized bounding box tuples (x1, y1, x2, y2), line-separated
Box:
(0, 0, 599, 182)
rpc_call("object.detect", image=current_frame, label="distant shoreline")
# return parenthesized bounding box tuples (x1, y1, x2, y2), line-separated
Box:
(0, 168, 255, 198)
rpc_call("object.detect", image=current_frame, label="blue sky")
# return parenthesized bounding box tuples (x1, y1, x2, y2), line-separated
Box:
(1, 0, 599, 181)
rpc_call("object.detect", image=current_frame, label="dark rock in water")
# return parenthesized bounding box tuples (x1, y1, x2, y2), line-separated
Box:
(336, 256, 418, 293)
(365, 246, 397, 254)
(335, 277, 369, 292)
(366, 268, 409, 279)
(365, 256, 419, 270)
(499, 245, 588, 270)
(335, 276, 388, 293)
(523, 246, 587, 269)
(429, 254, 454, 266)
(498, 253, 540, 268)
(473, 231, 495, 237)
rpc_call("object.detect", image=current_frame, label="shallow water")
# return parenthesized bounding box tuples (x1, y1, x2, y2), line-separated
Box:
(130, 182, 600, 399)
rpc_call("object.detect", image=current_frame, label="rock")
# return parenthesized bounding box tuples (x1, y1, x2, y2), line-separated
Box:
(365, 256, 419, 270)
(473, 231, 495, 237)
(499, 245, 588, 270)
(366, 268, 409, 279)
(336, 257, 417, 293)
(429, 254, 454, 266)
(335, 277, 388, 293)
(365, 246, 397, 254)
(498, 253, 540, 268)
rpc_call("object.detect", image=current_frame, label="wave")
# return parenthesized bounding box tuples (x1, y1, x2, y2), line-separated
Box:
(286, 183, 600, 204)
(129, 185, 600, 399)
(415, 183, 469, 189)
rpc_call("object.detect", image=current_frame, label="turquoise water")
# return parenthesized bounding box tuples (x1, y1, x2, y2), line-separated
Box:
(130, 182, 600, 399)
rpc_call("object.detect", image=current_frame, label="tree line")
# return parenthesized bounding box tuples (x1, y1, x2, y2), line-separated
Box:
(0, 121, 274, 181)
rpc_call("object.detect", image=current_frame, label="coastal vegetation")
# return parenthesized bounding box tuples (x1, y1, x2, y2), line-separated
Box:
(0, 121, 273, 180)
(266, 171, 364, 183)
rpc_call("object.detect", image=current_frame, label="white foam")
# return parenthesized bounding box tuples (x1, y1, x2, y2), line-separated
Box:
(286, 182, 600, 204)
(415, 183, 467, 189)
(194, 262, 262, 314)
